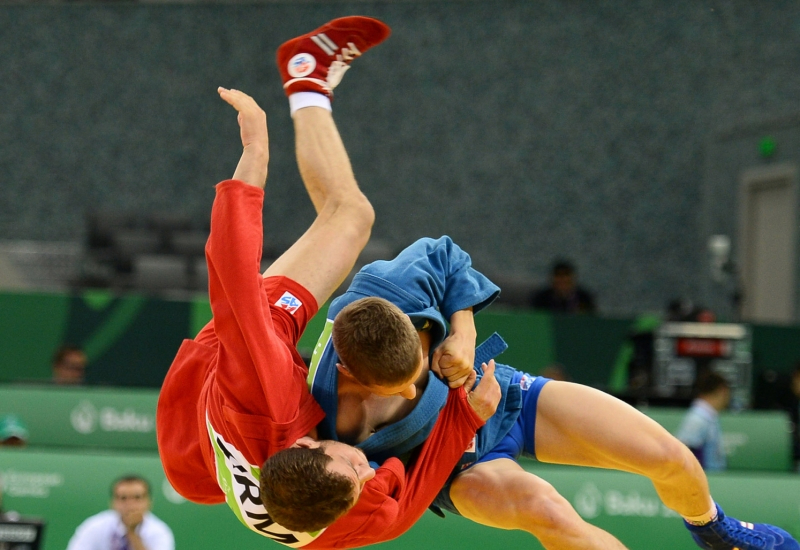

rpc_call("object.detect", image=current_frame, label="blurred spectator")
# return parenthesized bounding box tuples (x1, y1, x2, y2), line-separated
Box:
(540, 363, 570, 382)
(676, 371, 731, 472)
(666, 298, 716, 323)
(666, 298, 695, 321)
(0, 415, 28, 447)
(66, 475, 174, 550)
(52, 345, 87, 385)
(530, 259, 596, 314)
(694, 308, 716, 323)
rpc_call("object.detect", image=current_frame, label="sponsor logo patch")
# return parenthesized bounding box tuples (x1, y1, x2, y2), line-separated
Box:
(519, 373, 536, 391)
(275, 291, 302, 314)
(288, 53, 316, 78)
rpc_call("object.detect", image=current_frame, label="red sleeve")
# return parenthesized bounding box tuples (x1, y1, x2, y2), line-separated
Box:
(206, 180, 319, 426)
(307, 388, 485, 549)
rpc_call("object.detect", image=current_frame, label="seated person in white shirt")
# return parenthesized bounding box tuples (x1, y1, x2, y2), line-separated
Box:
(66, 475, 174, 550)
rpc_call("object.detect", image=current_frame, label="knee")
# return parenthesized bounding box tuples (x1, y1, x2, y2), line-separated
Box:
(648, 435, 702, 482)
(325, 190, 375, 236)
(458, 476, 582, 535)
(451, 472, 588, 538)
(514, 482, 584, 535)
(348, 191, 375, 232)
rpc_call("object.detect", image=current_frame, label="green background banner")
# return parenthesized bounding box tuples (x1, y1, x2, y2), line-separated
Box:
(0, 386, 158, 451)
(2, 386, 789, 469)
(1, 450, 798, 550)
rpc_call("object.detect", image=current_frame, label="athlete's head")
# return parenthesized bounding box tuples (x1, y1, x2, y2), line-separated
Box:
(260, 438, 375, 532)
(332, 297, 423, 399)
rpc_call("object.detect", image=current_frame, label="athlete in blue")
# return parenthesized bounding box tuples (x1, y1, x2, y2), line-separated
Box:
(305, 236, 798, 550)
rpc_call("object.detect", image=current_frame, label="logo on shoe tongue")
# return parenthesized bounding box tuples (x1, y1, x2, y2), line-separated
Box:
(288, 53, 316, 78)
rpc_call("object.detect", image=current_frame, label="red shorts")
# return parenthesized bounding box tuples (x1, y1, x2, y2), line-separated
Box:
(261, 275, 319, 346)
(194, 275, 318, 349)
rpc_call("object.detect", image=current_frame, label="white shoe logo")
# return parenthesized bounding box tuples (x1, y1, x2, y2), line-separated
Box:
(287, 53, 316, 78)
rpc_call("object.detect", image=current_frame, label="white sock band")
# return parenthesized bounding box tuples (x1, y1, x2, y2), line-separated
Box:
(289, 92, 332, 117)
(683, 504, 718, 526)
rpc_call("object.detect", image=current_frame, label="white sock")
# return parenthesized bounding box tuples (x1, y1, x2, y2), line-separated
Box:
(683, 504, 719, 526)
(289, 92, 332, 117)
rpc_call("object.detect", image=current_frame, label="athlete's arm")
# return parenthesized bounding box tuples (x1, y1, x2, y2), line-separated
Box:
(361, 236, 499, 320)
(219, 87, 269, 190)
(308, 390, 482, 548)
(307, 362, 500, 549)
(431, 306, 477, 388)
(205, 90, 314, 424)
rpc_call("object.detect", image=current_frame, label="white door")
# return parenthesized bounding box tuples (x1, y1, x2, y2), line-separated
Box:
(739, 164, 798, 324)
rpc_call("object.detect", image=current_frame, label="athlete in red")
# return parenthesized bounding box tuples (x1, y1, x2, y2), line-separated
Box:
(157, 16, 501, 549)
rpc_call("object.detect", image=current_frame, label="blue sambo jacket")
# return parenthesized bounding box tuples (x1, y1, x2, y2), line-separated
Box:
(306, 236, 523, 466)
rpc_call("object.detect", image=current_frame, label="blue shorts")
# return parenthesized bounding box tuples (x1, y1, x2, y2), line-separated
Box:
(430, 372, 551, 515)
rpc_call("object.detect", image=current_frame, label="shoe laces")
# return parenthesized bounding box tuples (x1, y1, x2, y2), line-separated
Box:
(326, 44, 361, 89)
(339, 42, 361, 62)
(326, 61, 350, 90)
(721, 520, 769, 549)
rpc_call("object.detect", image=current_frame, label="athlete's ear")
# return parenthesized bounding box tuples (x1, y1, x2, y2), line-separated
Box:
(292, 436, 320, 449)
(336, 363, 356, 380)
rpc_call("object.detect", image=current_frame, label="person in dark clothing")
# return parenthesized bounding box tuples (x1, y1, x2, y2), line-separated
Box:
(530, 259, 596, 314)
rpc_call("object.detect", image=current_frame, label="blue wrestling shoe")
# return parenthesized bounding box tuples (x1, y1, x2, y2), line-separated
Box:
(684, 504, 800, 549)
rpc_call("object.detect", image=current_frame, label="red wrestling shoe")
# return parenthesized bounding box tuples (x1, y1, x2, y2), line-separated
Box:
(277, 16, 391, 98)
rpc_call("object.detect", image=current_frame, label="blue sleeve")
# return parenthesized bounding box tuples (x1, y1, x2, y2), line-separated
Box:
(359, 236, 500, 319)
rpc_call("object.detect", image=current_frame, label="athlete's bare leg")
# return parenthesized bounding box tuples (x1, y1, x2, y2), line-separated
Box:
(264, 17, 391, 306)
(450, 459, 628, 550)
(533, 381, 713, 517)
(263, 106, 374, 306)
(449, 380, 714, 549)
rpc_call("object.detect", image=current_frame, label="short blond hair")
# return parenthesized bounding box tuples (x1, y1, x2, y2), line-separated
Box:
(332, 297, 420, 386)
